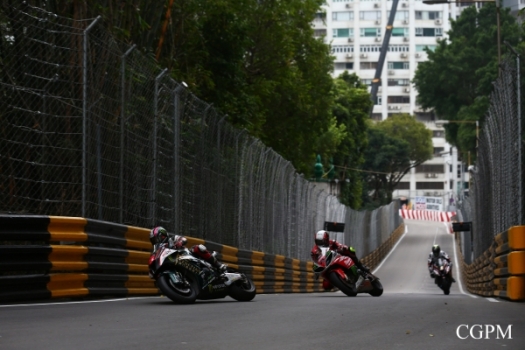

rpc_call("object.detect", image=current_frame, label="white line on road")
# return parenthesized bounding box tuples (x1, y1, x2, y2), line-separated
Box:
(372, 224, 409, 274)
(0, 296, 158, 308)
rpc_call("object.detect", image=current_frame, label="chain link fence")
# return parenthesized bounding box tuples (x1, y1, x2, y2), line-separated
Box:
(458, 48, 523, 261)
(0, 4, 401, 261)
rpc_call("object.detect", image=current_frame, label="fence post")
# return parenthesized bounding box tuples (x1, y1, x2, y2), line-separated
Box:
(172, 83, 186, 234)
(120, 44, 136, 224)
(82, 16, 101, 217)
(505, 42, 522, 224)
(152, 68, 168, 226)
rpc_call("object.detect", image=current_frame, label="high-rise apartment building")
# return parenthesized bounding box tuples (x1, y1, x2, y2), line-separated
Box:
(314, 0, 477, 206)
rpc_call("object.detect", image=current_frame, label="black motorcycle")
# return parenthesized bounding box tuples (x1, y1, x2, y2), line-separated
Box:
(430, 257, 453, 295)
(148, 245, 256, 303)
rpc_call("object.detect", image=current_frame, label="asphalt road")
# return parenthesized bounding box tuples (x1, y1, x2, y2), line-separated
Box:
(1, 220, 523, 350)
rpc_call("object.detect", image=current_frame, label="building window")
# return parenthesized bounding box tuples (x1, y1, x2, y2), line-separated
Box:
(416, 182, 444, 190)
(333, 11, 354, 21)
(415, 28, 443, 37)
(416, 44, 437, 52)
(433, 130, 445, 138)
(314, 29, 327, 37)
(388, 45, 410, 52)
(359, 11, 381, 20)
(388, 78, 410, 86)
(331, 45, 354, 53)
(360, 45, 380, 52)
(433, 147, 445, 156)
(361, 28, 381, 37)
(360, 62, 378, 69)
(314, 12, 326, 21)
(334, 62, 354, 70)
(416, 164, 445, 173)
(387, 10, 409, 20)
(377, 95, 382, 105)
(415, 112, 435, 121)
(361, 79, 373, 86)
(395, 182, 410, 190)
(333, 28, 353, 38)
(392, 28, 409, 37)
(388, 61, 410, 69)
(415, 11, 442, 20)
(388, 96, 410, 103)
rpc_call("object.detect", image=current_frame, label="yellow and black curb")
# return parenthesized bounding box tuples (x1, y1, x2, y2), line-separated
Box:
(461, 225, 525, 301)
(1, 215, 404, 302)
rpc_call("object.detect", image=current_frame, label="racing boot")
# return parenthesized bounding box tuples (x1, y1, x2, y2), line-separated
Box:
(209, 255, 227, 275)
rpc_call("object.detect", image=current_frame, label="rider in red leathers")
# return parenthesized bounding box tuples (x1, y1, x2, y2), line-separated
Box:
(310, 230, 369, 289)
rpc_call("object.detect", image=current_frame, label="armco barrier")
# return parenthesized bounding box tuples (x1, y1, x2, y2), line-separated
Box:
(459, 225, 525, 301)
(0, 215, 403, 302)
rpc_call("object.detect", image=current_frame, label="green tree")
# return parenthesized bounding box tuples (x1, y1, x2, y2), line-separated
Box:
(413, 3, 521, 158)
(361, 125, 411, 208)
(329, 72, 372, 209)
(362, 114, 433, 207)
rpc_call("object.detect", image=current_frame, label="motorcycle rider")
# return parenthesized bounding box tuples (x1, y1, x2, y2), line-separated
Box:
(310, 230, 370, 274)
(428, 244, 455, 283)
(149, 226, 227, 274)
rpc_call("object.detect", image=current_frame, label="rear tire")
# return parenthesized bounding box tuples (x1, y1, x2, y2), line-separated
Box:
(228, 277, 257, 302)
(369, 279, 383, 297)
(157, 272, 198, 304)
(328, 271, 357, 296)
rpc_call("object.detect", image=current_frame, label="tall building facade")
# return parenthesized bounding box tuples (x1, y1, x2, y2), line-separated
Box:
(314, 0, 469, 207)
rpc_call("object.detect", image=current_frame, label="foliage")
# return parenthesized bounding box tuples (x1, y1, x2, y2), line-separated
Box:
(361, 114, 432, 207)
(328, 71, 372, 209)
(412, 3, 521, 159)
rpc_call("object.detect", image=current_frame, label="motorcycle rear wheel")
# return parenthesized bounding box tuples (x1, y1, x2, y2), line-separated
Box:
(228, 277, 256, 302)
(157, 273, 198, 304)
(328, 272, 357, 297)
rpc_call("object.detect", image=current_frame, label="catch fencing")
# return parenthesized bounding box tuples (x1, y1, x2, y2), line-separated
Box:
(458, 46, 524, 261)
(0, 4, 401, 262)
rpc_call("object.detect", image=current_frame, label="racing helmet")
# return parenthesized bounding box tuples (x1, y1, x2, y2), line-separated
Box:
(315, 230, 330, 247)
(172, 234, 188, 248)
(149, 226, 169, 245)
(432, 244, 441, 257)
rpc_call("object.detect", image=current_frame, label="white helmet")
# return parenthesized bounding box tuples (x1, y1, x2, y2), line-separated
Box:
(315, 230, 329, 247)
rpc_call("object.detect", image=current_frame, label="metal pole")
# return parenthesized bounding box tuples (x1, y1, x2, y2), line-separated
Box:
(82, 16, 101, 217)
(496, 0, 501, 76)
(119, 44, 135, 224)
(505, 42, 522, 223)
(173, 83, 185, 234)
(153, 68, 168, 225)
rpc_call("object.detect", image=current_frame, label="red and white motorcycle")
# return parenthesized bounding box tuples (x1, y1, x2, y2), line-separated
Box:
(313, 247, 383, 297)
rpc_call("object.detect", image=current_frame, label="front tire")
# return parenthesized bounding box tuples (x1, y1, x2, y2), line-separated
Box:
(228, 277, 256, 302)
(328, 271, 357, 296)
(157, 272, 198, 304)
(369, 279, 383, 297)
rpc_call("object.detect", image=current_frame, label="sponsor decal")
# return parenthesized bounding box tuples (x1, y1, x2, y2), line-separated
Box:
(208, 283, 226, 293)
(176, 258, 201, 275)
(456, 324, 512, 340)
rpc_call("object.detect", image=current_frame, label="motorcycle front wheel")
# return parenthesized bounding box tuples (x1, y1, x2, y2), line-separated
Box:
(369, 279, 383, 297)
(157, 272, 198, 304)
(328, 272, 357, 297)
(228, 276, 257, 302)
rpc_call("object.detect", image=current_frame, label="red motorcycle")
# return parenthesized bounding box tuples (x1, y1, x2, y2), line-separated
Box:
(313, 248, 383, 297)
(430, 257, 453, 295)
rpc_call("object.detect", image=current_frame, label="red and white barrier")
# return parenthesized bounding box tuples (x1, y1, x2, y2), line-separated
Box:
(399, 209, 456, 222)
